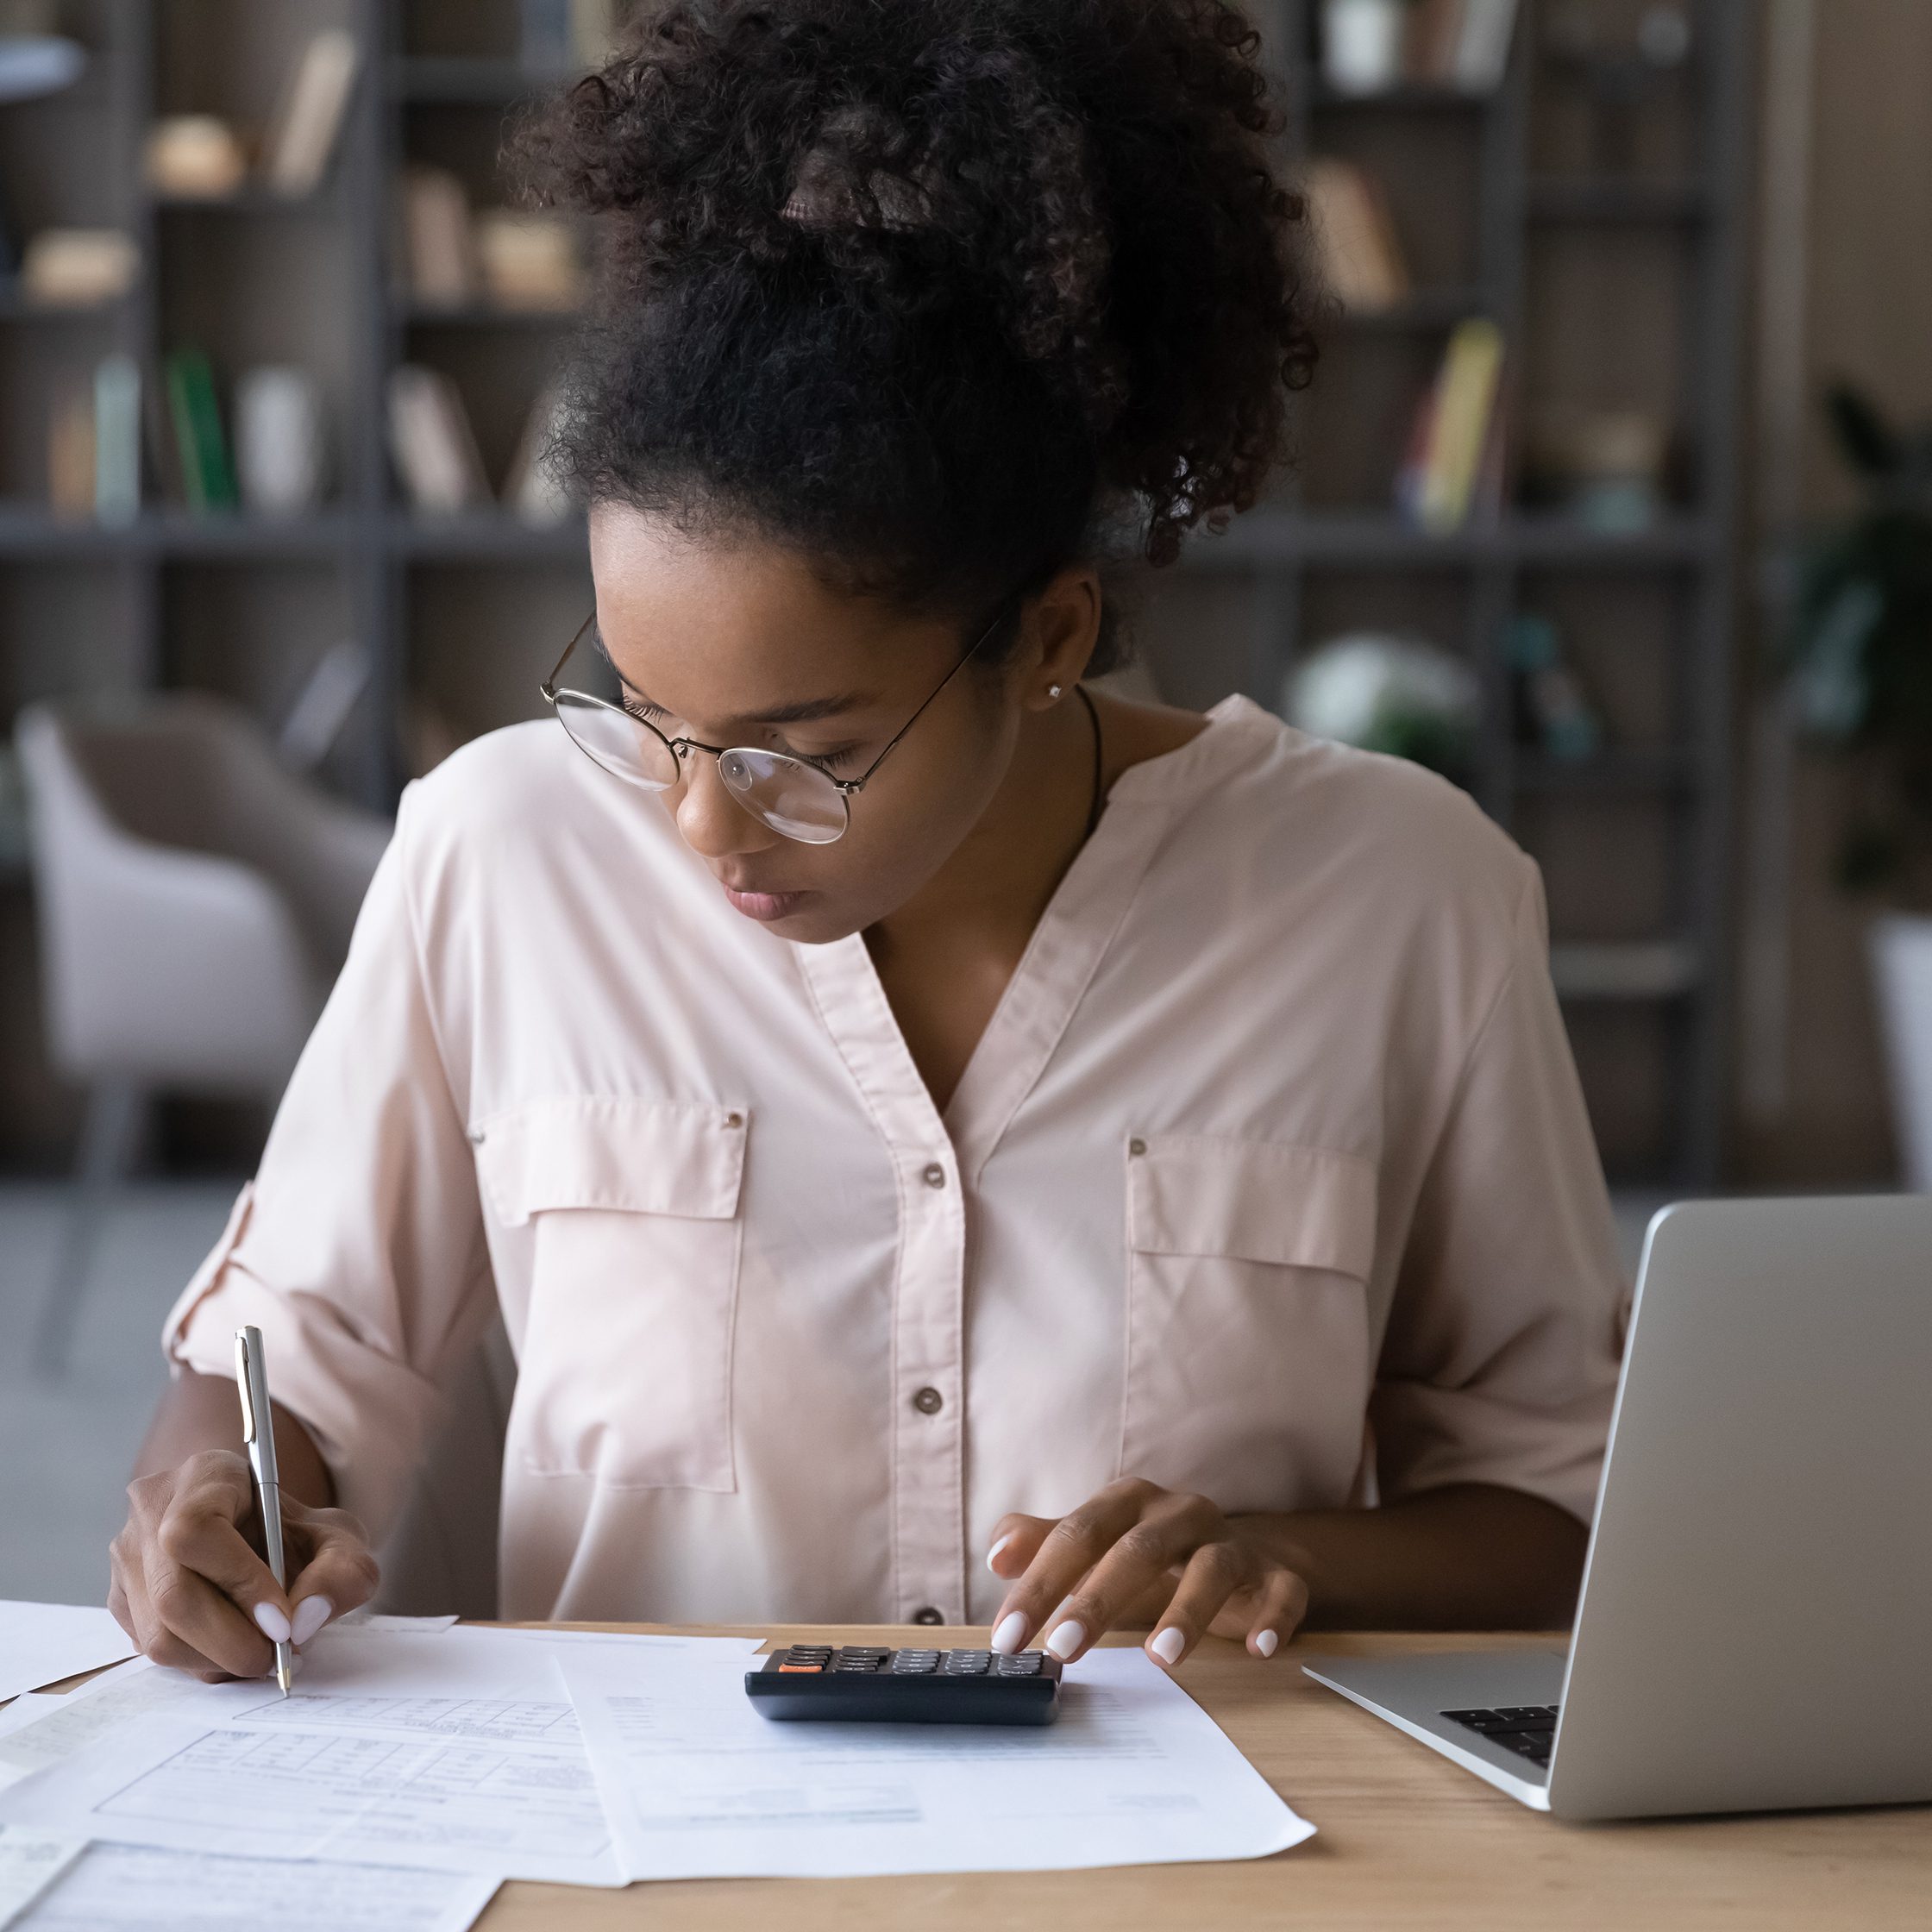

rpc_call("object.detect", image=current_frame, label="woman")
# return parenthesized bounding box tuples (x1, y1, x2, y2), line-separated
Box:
(110, 0, 1623, 1683)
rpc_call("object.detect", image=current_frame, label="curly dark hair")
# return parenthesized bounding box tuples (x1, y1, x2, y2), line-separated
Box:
(510, 0, 1315, 668)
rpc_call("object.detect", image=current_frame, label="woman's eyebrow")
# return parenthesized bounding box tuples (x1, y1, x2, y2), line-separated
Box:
(733, 693, 871, 726)
(593, 625, 875, 725)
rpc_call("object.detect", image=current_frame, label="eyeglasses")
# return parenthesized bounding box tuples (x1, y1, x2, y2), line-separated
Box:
(539, 600, 1013, 844)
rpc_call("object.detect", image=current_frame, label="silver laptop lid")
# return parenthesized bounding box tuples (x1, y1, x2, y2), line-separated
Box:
(1548, 1195, 1932, 1819)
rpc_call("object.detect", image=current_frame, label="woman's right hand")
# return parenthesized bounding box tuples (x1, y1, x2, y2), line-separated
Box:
(108, 1450, 380, 1682)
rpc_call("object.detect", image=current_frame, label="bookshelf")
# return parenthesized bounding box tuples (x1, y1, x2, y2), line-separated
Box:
(1137, 0, 1753, 1184)
(0, 0, 1752, 1185)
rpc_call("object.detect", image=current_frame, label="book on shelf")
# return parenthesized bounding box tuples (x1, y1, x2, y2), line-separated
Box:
(1404, 0, 1521, 91)
(1302, 157, 1409, 313)
(1395, 317, 1506, 532)
(505, 378, 574, 524)
(141, 354, 185, 506)
(387, 364, 491, 512)
(402, 165, 477, 306)
(92, 353, 141, 526)
(264, 28, 361, 197)
(278, 638, 372, 773)
(474, 210, 583, 311)
(47, 377, 92, 520)
(164, 347, 238, 512)
(41, 353, 142, 524)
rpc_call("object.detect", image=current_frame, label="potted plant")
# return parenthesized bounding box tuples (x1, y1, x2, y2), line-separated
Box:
(1785, 384, 1932, 1187)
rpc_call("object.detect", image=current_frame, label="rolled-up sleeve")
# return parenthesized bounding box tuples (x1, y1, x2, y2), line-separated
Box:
(162, 785, 493, 1542)
(1370, 862, 1628, 1526)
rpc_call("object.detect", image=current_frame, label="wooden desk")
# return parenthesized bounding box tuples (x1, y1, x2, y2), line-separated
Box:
(481, 1626, 1931, 1930)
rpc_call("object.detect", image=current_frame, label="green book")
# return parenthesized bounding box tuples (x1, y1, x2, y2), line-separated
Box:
(164, 348, 237, 512)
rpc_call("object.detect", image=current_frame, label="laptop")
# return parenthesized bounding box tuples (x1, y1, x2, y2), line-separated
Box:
(1302, 1195, 1932, 1821)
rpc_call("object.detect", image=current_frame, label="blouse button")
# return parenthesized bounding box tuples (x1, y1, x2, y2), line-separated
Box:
(724, 1112, 743, 1128)
(912, 1606, 944, 1627)
(1128, 1138, 1146, 1157)
(921, 1163, 946, 1189)
(912, 1386, 944, 1415)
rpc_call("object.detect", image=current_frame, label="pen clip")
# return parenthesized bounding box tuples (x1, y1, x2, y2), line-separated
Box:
(235, 1329, 259, 1446)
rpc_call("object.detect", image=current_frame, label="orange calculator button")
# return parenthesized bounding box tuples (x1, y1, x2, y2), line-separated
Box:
(778, 1662, 824, 1672)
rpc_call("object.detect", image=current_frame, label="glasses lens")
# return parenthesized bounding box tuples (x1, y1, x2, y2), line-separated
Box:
(555, 691, 681, 791)
(718, 747, 850, 844)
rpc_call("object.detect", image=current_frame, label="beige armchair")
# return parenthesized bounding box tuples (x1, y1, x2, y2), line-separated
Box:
(16, 694, 392, 1371)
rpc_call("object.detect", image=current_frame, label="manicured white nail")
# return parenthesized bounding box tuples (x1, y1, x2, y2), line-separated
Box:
(1045, 1620, 1085, 1660)
(1254, 1628, 1279, 1658)
(252, 1602, 291, 1646)
(290, 1596, 333, 1646)
(987, 1534, 1013, 1572)
(1151, 1626, 1185, 1666)
(990, 1611, 1028, 1655)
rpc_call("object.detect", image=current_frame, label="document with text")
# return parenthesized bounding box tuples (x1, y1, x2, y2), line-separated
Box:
(562, 1641, 1315, 1879)
(0, 1627, 750, 1887)
(0, 1662, 204, 1793)
(0, 1826, 85, 1929)
(13, 1842, 496, 1932)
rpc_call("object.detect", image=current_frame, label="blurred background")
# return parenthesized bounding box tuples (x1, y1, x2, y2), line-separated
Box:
(2, 0, 1929, 1602)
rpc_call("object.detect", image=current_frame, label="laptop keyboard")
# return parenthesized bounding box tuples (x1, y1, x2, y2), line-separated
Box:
(1441, 1705, 1559, 1769)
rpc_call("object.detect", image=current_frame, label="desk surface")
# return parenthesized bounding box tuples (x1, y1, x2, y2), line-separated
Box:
(478, 1625, 1931, 1930)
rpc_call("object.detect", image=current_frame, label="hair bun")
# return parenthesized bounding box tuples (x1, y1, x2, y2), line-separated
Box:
(511, 0, 1313, 603)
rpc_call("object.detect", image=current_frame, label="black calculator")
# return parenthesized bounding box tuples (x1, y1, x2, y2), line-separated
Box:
(745, 1645, 1063, 1725)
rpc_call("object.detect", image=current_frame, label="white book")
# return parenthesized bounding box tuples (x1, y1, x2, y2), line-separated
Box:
(386, 365, 490, 512)
(1453, 0, 1520, 91)
(265, 29, 361, 196)
(505, 378, 574, 524)
(92, 353, 141, 525)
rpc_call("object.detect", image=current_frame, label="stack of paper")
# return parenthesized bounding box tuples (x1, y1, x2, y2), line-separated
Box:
(0, 1615, 1311, 1924)
(0, 1604, 135, 1703)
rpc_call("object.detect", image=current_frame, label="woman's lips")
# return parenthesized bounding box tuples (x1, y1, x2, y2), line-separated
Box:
(723, 886, 812, 922)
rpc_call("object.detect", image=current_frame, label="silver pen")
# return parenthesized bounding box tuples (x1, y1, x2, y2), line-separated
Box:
(235, 1325, 294, 1697)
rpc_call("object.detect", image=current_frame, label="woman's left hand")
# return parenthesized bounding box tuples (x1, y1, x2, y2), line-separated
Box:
(984, 1477, 1308, 1670)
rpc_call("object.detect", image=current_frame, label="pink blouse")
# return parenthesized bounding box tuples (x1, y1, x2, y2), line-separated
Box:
(165, 695, 1627, 1627)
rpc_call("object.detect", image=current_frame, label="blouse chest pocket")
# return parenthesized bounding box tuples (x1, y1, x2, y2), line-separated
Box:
(474, 1095, 747, 1493)
(1120, 1133, 1377, 1515)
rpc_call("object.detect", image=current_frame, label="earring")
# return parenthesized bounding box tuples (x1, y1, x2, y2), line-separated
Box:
(1047, 684, 1063, 699)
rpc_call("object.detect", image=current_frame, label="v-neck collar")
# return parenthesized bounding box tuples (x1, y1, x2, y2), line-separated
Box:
(793, 696, 1280, 1181)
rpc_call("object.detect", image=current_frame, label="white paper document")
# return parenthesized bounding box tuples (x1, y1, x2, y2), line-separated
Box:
(0, 1627, 756, 1889)
(15, 1843, 495, 1931)
(336, 1612, 462, 1633)
(563, 1642, 1314, 1879)
(0, 1604, 135, 1702)
(0, 1827, 85, 1929)
(0, 1663, 204, 1793)
(0, 1627, 618, 1885)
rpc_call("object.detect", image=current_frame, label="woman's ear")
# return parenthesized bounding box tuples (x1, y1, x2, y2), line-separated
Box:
(1023, 566, 1104, 711)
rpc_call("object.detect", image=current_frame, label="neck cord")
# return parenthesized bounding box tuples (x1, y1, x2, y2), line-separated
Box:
(1075, 683, 1104, 841)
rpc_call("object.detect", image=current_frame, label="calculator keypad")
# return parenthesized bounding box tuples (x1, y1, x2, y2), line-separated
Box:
(768, 1644, 1051, 1678)
(754, 1644, 1061, 1725)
